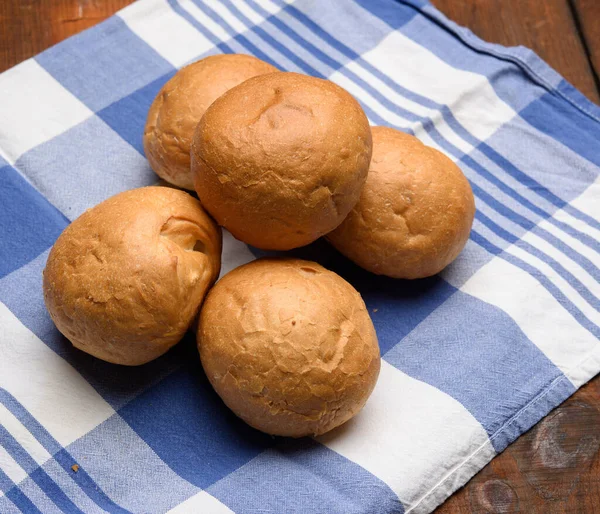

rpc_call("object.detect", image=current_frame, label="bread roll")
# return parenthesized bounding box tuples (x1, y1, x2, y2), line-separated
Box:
(198, 258, 380, 437)
(328, 127, 475, 279)
(144, 54, 277, 190)
(191, 72, 372, 250)
(43, 187, 221, 365)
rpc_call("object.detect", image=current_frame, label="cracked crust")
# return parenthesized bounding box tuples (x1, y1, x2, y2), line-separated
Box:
(197, 258, 380, 437)
(43, 187, 222, 365)
(327, 126, 475, 279)
(144, 54, 277, 190)
(191, 72, 372, 250)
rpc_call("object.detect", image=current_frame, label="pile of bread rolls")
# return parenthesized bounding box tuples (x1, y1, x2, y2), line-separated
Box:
(43, 54, 474, 437)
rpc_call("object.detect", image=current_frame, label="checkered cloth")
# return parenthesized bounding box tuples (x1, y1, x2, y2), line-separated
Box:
(1, 0, 599, 512)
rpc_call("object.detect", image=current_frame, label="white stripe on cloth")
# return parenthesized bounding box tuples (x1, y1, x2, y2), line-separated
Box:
(167, 490, 235, 513)
(0, 60, 93, 164)
(179, 0, 239, 43)
(118, 0, 213, 68)
(0, 302, 115, 448)
(473, 197, 600, 303)
(453, 254, 600, 387)
(0, 447, 27, 493)
(554, 176, 600, 242)
(469, 218, 599, 330)
(182, 0, 599, 311)
(0, 405, 52, 467)
(358, 30, 515, 144)
(317, 361, 494, 511)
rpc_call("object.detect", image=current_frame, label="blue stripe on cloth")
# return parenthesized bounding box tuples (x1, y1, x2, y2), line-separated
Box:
(249, 239, 459, 356)
(199, 0, 597, 299)
(556, 79, 600, 123)
(3, 477, 62, 514)
(0, 389, 132, 514)
(166, 0, 235, 54)
(466, 144, 600, 253)
(488, 375, 576, 452)
(471, 183, 600, 286)
(353, 0, 424, 27)
(35, 16, 175, 112)
(229, 0, 420, 130)
(15, 116, 157, 222)
(469, 231, 600, 339)
(0, 426, 84, 513)
(423, 130, 600, 276)
(274, 0, 437, 108)
(177, 0, 389, 126)
(234, 0, 597, 263)
(476, 141, 600, 234)
(209, 439, 404, 514)
(384, 290, 573, 451)
(0, 256, 184, 411)
(0, 165, 68, 279)
(397, 2, 551, 113)
(0, 468, 43, 514)
(195, 0, 319, 75)
(474, 209, 599, 310)
(274, 0, 403, 57)
(117, 343, 274, 489)
(480, 115, 600, 206)
(520, 87, 600, 181)
(65, 414, 200, 513)
(221, 0, 330, 75)
(98, 72, 176, 156)
(330, 262, 459, 356)
(358, 0, 599, 228)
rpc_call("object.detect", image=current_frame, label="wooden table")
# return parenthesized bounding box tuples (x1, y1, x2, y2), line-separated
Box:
(2, 1, 599, 512)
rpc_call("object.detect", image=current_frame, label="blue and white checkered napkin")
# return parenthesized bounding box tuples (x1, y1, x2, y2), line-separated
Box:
(1, 0, 599, 512)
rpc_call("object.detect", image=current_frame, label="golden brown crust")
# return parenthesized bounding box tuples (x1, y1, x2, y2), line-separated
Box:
(327, 127, 475, 279)
(198, 258, 380, 437)
(144, 54, 277, 190)
(191, 72, 372, 250)
(43, 187, 222, 365)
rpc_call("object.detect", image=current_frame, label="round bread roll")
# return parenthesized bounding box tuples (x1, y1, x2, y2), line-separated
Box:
(198, 258, 380, 437)
(43, 187, 222, 366)
(191, 72, 372, 250)
(327, 126, 475, 279)
(144, 54, 277, 190)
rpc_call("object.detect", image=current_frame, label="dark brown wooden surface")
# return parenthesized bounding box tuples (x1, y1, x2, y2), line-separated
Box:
(1, 1, 599, 513)
(572, 0, 600, 91)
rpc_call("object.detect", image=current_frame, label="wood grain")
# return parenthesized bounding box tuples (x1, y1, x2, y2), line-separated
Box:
(0, 0, 133, 72)
(430, 0, 600, 103)
(0, 1, 599, 513)
(572, 0, 600, 91)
